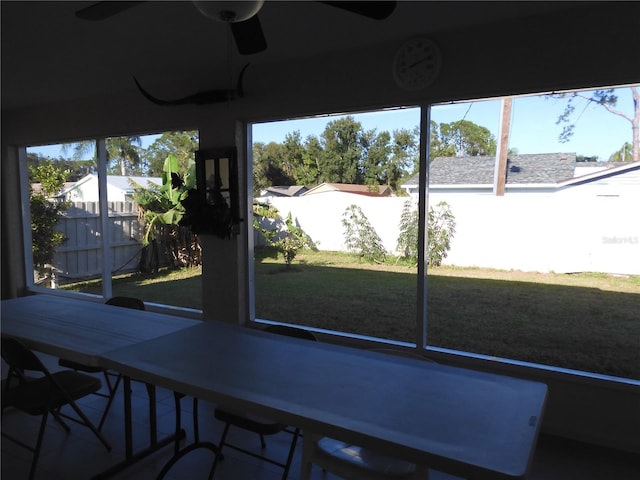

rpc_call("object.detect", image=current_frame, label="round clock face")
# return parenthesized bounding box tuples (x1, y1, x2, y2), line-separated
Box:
(393, 37, 442, 91)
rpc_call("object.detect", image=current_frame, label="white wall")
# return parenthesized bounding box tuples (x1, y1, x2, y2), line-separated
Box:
(260, 189, 640, 275)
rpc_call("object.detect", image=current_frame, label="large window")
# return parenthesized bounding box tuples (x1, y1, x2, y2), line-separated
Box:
(24, 131, 202, 313)
(251, 108, 422, 342)
(251, 85, 640, 380)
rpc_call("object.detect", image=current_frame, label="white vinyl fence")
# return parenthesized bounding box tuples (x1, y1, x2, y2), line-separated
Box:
(53, 202, 145, 282)
(52, 190, 639, 282)
(257, 191, 640, 275)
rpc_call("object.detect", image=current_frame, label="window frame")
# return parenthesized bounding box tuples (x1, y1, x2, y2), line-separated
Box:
(247, 104, 431, 350)
(20, 136, 202, 319)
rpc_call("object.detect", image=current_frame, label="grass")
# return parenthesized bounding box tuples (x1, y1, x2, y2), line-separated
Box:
(63, 249, 640, 379)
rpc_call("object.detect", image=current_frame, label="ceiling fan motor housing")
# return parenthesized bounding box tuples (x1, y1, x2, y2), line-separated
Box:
(193, 1, 264, 23)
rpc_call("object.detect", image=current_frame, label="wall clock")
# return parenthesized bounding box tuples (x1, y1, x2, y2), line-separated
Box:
(393, 37, 442, 91)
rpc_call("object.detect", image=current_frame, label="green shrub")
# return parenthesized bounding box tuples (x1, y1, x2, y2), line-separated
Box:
(29, 164, 70, 277)
(397, 200, 456, 266)
(274, 213, 310, 266)
(342, 204, 386, 263)
(254, 203, 316, 267)
(396, 200, 419, 262)
(427, 201, 456, 266)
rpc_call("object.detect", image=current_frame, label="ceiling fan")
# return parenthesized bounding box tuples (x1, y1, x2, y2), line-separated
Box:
(75, 1, 397, 55)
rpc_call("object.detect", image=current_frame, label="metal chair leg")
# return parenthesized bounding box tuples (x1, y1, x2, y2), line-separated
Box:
(281, 428, 300, 480)
(67, 398, 112, 452)
(27, 412, 49, 480)
(97, 372, 122, 431)
(208, 423, 231, 478)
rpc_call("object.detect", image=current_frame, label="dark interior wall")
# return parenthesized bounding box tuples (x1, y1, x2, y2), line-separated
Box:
(3, 4, 638, 147)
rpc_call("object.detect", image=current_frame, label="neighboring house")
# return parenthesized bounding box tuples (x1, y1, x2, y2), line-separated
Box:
(401, 153, 585, 195)
(59, 174, 162, 202)
(260, 185, 308, 197)
(303, 182, 393, 197)
(31, 181, 75, 197)
(396, 155, 640, 274)
(401, 153, 640, 196)
(556, 160, 640, 196)
(402, 154, 640, 201)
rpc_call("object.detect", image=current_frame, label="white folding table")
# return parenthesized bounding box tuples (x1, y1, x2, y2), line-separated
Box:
(1, 294, 201, 479)
(102, 319, 548, 480)
(1, 294, 200, 365)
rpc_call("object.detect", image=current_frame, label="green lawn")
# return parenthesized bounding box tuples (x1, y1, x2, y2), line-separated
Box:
(65, 250, 640, 379)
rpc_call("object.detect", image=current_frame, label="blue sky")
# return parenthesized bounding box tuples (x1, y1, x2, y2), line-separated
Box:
(251, 86, 636, 160)
(29, 85, 636, 162)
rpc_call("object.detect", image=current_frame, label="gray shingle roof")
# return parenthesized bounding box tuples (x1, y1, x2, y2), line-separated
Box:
(405, 153, 581, 185)
(262, 185, 308, 197)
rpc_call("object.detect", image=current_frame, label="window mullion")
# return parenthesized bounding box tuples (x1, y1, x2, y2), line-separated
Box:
(19, 146, 35, 288)
(96, 138, 112, 299)
(416, 105, 431, 350)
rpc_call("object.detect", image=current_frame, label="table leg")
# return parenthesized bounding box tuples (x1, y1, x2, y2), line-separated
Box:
(156, 396, 219, 480)
(146, 382, 157, 444)
(91, 376, 186, 480)
(125, 376, 133, 458)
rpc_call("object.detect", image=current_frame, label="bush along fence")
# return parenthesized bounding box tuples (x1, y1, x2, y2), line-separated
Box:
(254, 198, 456, 267)
(254, 191, 639, 275)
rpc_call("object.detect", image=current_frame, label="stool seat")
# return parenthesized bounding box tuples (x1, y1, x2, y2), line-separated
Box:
(316, 437, 417, 477)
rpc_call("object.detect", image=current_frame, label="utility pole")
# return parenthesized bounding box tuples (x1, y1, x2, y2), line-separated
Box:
(493, 96, 513, 196)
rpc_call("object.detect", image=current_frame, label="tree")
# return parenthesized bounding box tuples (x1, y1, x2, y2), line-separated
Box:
(252, 116, 418, 194)
(108, 136, 142, 175)
(389, 128, 419, 187)
(29, 163, 70, 280)
(252, 142, 271, 195)
(27, 152, 94, 181)
(281, 131, 305, 180)
(298, 134, 322, 186)
(342, 204, 386, 263)
(252, 141, 294, 194)
(427, 201, 456, 267)
(396, 200, 419, 262)
(132, 154, 200, 270)
(396, 200, 456, 267)
(273, 212, 312, 267)
(609, 142, 633, 162)
(361, 129, 392, 186)
(143, 130, 198, 176)
(319, 116, 365, 183)
(253, 203, 316, 267)
(431, 120, 497, 157)
(62, 136, 143, 175)
(252, 201, 281, 246)
(553, 85, 639, 162)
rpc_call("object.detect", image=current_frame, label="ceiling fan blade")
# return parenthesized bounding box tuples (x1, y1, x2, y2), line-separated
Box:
(230, 15, 267, 55)
(76, 1, 146, 21)
(319, 1, 396, 20)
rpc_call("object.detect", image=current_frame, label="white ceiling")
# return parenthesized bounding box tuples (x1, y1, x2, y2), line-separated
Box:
(2, 1, 580, 111)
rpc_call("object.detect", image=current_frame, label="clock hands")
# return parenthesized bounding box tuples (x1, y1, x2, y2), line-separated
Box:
(407, 56, 434, 69)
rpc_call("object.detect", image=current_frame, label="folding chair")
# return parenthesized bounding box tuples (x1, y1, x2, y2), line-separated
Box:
(1, 335, 112, 480)
(209, 324, 318, 480)
(58, 296, 145, 430)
